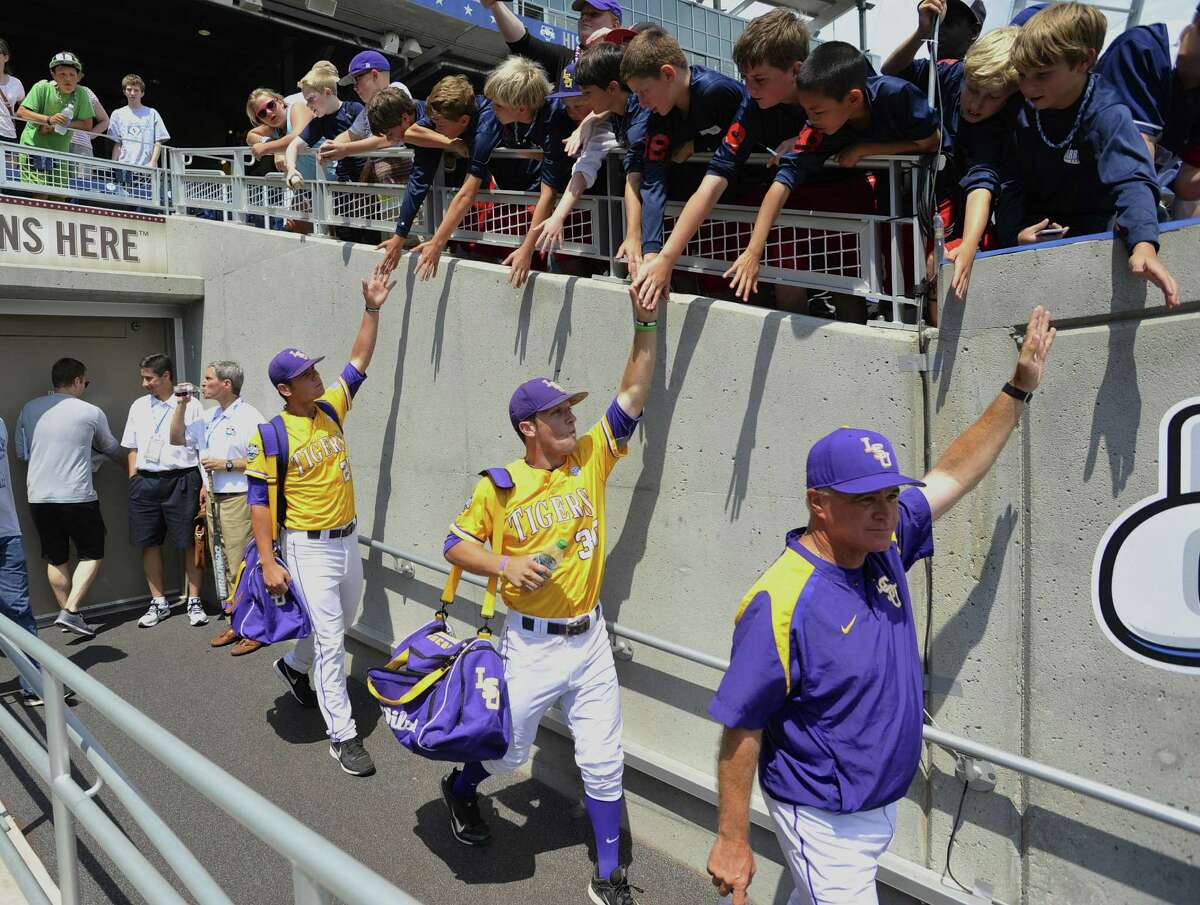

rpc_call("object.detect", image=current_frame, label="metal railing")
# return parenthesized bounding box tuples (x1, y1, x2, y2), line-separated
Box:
(356, 534, 1200, 897)
(1, 143, 168, 214)
(161, 143, 932, 326)
(0, 613, 425, 905)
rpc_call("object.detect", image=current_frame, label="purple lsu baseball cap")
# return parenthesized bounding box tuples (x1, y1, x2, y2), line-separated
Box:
(338, 50, 390, 86)
(509, 378, 588, 430)
(806, 427, 925, 494)
(549, 63, 583, 100)
(572, 0, 623, 22)
(268, 347, 325, 386)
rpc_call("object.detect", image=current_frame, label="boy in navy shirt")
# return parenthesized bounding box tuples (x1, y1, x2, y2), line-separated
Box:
(284, 62, 365, 187)
(724, 42, 941, 303)
(502, 64, 596, 288)
(574, 38, 651, 276)
(978, 2, 1178, 307)
(376, 58, 557, 280)
(1095, 7, 1200, 205)
(618, 26, 747, 288)
(630, 9, 811, 309)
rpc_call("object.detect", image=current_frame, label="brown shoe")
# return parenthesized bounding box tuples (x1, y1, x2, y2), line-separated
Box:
(210, 627, 238, 648)
(230, 638, 264, 657)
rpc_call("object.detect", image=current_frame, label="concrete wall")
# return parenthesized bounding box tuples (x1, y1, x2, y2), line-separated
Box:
(158, 215, 1200, 904)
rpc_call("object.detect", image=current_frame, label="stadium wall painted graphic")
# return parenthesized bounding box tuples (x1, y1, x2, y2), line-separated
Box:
(1093, 396, 1200, 673)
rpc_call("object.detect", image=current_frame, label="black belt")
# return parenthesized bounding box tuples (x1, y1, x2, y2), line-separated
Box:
(521, 607, 596, 636)
(137, 468, 195, 479)
(306, 518, 357, 540)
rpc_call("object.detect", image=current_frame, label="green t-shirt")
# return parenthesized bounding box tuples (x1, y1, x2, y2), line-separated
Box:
(18, 80, 96, 153)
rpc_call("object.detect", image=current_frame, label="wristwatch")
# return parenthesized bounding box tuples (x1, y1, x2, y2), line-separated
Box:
(1002, 382, 1033, 403)
(226, 458, 233, 471)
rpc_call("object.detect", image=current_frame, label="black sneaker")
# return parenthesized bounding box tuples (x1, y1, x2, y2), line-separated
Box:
(588, 866, 641, 905)
(273, 658, 317, 707)
(440, 769, 492, 846)
(329, 736, 376, 776)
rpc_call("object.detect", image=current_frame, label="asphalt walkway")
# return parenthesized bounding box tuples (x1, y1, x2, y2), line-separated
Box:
(0, 605, 717, 904)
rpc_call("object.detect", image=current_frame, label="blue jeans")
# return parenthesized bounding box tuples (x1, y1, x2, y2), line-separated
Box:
(0, 535, 38, 694)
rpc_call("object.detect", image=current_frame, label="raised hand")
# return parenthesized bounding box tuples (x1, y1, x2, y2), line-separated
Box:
(1012, 305, 1057, 393)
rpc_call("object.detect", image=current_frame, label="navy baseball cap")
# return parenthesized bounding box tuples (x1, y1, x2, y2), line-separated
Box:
(806, 428, 925, 494)
(509, 378, 588, 430)
(268, 347, 325, 386)
(572, 0, 623, 22)
(339, 50, 390, 86)
(549, 63, 583, 99)
(1010, 3, 1048, 26)
(946, 0, 987, 29)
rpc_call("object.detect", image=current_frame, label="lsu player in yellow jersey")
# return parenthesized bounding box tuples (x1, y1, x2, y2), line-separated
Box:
(440, 295, 659, 905)
(245, 272, 396, 779)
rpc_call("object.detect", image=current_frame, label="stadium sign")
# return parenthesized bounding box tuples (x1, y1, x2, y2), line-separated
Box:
(407, 0, 579, 51)
(0, 197, 166, 275)
(1093, 396, 1200, 674)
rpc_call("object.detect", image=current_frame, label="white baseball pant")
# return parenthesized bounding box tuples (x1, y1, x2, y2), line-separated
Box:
(765, 791, 897, 905)
(483, 606, 624, 801)
(281, 529, 363, 743)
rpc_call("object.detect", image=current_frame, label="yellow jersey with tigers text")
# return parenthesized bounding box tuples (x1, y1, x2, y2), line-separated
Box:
(447, 397, 640, 619)
(245, 362, 364, 531)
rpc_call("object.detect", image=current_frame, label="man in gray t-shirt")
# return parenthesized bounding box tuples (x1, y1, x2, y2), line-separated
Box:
(15, 358, 122, 638)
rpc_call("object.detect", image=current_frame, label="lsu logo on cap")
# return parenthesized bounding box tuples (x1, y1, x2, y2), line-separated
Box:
(562, 71, 573, 89)
(289, 349, 311, 360)
(860, 436, 892, 468)
(541, 378, 565, 393)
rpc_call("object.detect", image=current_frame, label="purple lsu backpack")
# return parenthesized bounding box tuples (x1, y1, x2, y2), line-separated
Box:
(227, 404, 339, 645)
(367, 468, 513, 762)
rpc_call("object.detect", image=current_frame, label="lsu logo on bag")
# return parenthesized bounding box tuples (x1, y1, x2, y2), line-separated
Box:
(367, 618, 511, 762)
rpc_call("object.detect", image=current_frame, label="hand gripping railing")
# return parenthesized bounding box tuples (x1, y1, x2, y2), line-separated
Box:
(356, 536, 1200, 840)
(0, 613, 425, 905)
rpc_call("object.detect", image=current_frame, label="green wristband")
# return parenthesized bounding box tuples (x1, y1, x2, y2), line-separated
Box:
(635, 320, 658, 333)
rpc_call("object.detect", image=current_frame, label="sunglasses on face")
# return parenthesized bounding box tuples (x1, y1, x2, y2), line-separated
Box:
(255, 99, 280, 122)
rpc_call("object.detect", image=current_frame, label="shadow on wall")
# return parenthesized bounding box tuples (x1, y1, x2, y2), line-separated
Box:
(603, 300, 712, 626)
(1083, 314, 1143, 497)
(927, 508, 1017, 720)
(362, 258, 419, 625)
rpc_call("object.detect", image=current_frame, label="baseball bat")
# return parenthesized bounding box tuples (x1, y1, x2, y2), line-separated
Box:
(203, 468, 230, 601)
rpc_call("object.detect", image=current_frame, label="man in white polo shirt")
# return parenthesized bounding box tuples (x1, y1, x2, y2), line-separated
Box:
(121, 352, 205, 629)
(169, 360, 264, 654)
(15, 357, 123, 638)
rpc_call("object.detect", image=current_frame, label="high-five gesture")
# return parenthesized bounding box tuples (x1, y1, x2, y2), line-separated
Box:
(1011, 304, 1057, 393)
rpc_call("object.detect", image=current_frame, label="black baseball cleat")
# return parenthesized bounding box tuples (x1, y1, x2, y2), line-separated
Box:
(440, 769, 492, 846)
(273, 657, 318, 708)
(329, 736, 376, 776)
(588, 866, 642, 905)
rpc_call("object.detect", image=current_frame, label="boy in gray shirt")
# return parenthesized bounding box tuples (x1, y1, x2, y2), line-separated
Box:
(16, 358, 122, 637)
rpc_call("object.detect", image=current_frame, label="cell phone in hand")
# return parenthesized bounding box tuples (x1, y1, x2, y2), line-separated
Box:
(1035, 227, 1068, 239)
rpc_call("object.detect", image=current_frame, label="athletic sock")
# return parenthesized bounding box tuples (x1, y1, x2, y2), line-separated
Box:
(453, 762, 489, 799)
(585, 793, 623, 880)
(151, 596, 168, 607)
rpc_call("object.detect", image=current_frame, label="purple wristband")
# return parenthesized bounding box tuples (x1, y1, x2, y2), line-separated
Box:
(497, 556, 509, 581)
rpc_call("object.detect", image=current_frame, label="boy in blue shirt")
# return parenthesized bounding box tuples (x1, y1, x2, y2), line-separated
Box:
(376, 59, 559, 280)
(617, 26, 748, 287)
(723, 41, 942, 303)
(971, 2, 1178, 308)
(630, 9, 812, 308)
(284, 62, 364, 187)
(574, 38, 651, 276)
(1095, 6, 1200, 205)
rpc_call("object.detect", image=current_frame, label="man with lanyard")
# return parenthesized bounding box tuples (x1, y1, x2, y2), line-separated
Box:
(706, 308, 1056, 905)
(480, 0, 623, 84)
(169, 360, 264, 653)
(439, 293, 658, 905)
(246, 272, 396, 778)
(122, 353, 205, 629)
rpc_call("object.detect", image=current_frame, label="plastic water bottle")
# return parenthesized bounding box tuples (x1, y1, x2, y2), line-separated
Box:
(54, 103, 74, 135)
(533, 539, 568, 572)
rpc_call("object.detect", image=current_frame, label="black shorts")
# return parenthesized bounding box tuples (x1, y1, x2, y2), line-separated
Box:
(128, 469, 202, 549)
(29, 501, 106, 565)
